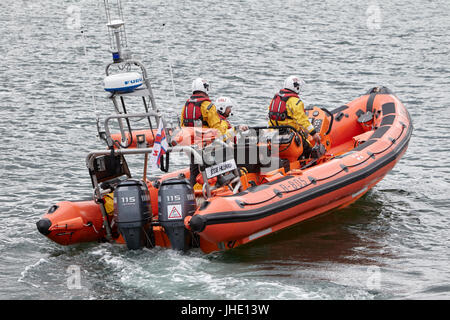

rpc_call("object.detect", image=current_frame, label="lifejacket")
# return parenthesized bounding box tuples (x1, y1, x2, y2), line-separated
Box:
(183, 93, 211, 127)
(268, 89, 299, 124)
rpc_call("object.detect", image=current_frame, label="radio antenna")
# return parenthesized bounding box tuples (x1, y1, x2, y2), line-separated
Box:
(161, 23, 179, 128)
(79, 26, 98, 118)
(104, 0, 130, 63)
(162, 23, 177, 103)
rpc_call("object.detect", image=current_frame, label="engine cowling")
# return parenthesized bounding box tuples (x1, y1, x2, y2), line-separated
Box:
(114, 179, 153, 250)
(158, 177, 196, 251)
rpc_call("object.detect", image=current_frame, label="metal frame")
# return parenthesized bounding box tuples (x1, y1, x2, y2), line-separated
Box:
(86, 140, 242, 201)
(87, 0, 242, 240)
(86, 145, 202, 240)
(104, 60, 164, 144)
(103, 111, 160, 147)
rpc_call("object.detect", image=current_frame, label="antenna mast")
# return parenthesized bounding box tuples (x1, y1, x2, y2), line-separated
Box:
(102, 0, 165, 144)
(104, 0, 131, 63)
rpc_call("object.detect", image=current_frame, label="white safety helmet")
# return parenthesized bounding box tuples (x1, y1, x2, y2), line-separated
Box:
(283, 75, 305, 94)
(215, 96, 234, 112)
(192, 78, 210, 94)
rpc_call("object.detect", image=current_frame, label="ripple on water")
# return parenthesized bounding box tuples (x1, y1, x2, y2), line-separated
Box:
(1, 0, 450, 300)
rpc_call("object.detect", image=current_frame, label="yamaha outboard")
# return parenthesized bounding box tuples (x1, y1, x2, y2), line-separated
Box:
(158, 177, 196, 251)
(114, 179, 153, 250)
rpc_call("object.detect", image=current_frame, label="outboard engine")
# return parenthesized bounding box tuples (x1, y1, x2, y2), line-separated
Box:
(158, 177, 196, 251)
(114, 179, 153, 250)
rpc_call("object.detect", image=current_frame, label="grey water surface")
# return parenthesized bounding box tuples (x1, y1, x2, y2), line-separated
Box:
(0, 0, 449, 299)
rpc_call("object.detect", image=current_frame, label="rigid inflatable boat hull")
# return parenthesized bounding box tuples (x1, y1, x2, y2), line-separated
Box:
(38, 88, 412, 254)
(187, 91, 412, 250)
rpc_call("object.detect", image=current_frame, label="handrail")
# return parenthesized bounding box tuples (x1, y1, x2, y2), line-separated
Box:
(105, 59, 148, 78)
(104, 59, 164, 143)
(103, 112, 161, 147)
(85, 145, 204, 171)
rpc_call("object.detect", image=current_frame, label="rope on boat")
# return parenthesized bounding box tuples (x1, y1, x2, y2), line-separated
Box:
(84, 222, 99, 234)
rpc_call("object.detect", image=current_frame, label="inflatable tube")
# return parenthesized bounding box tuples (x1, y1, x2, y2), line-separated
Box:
(37, 200, 105, 245)
(37, 87, 412, 253)
(187, 89, 412, 249)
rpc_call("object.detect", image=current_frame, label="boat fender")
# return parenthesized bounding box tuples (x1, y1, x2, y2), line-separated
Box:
(189, 215, 207, 233)
(36, 218, 52, 235)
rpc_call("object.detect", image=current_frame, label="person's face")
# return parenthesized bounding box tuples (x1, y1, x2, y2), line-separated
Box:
(223, 106, 232, 117)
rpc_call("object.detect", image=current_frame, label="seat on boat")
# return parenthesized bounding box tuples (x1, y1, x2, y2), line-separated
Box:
(270, 128, 306, 162)
(232, 144, 291, 175)
(89, 153, 131, 190)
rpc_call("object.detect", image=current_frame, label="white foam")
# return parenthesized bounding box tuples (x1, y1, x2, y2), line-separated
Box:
(17, 258, 48, 288)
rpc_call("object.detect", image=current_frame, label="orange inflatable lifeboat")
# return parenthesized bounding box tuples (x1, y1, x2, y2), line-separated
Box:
(37, 86, 412, 254)
(186, 87, 412, 250)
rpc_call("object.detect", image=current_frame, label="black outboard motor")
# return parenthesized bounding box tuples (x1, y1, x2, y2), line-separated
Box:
(158, 177, 196, 251)
(114, 179, 153, 250)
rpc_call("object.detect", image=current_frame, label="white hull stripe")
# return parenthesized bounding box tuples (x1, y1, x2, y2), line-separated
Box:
(352, 186, 368, 198)
(249, 228, 272, 241)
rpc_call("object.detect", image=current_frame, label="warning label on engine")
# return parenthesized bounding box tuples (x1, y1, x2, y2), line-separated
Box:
(167, 204, 183, 220)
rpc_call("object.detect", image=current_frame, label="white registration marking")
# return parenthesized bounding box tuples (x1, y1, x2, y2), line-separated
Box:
(249, 228, 272, 241)
(352, 186, 368, 198)
(205, 159, 237, 179)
